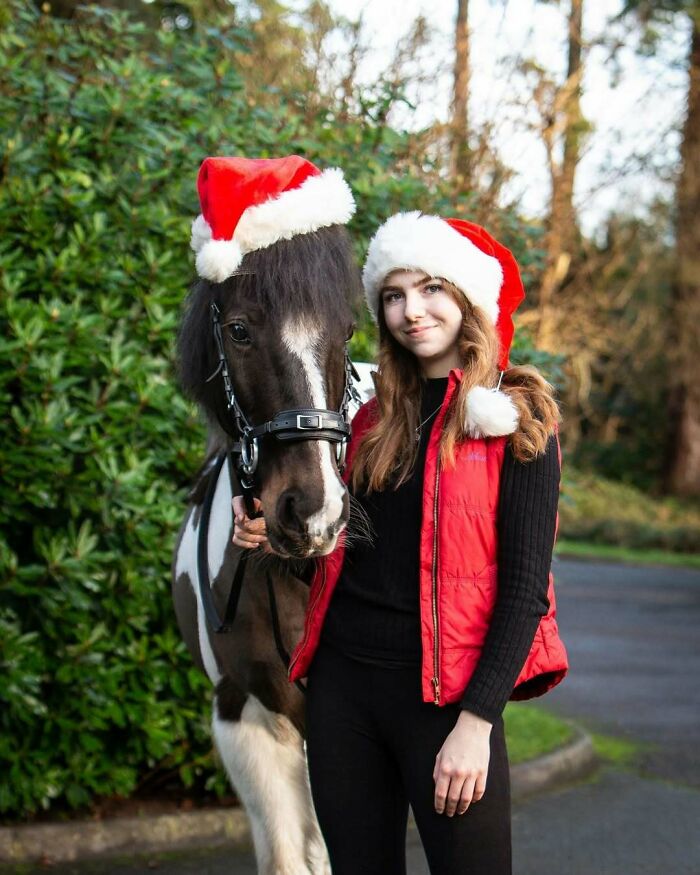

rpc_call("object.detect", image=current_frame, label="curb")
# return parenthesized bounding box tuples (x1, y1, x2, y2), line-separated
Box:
(510, 726, 598, 802)
(0, 730, 598, 865)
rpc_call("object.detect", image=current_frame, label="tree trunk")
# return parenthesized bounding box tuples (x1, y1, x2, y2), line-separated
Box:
(450, 0, 471, 184)
(537, 0, 583, 349)
(668, 16, 700, 496)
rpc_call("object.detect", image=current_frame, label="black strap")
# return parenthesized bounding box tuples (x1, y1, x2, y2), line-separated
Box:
(197, 453, 247, 634)
(228, 451, 259, 520)
(246, 408, 350, 443)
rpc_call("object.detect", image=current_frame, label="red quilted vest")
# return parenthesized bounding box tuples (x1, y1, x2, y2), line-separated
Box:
(288, 367, 569, 706)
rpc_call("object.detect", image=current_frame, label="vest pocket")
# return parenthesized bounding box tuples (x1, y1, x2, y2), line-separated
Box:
(439, 563, 498, 649)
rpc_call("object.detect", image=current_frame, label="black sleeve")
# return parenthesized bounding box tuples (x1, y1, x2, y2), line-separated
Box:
(459, 433, 560, 724)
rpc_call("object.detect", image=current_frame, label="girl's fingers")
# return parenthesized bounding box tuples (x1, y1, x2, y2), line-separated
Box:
(433, 772, 450, 815)
(455, 775, 477, 815)
(444, 776, 467, 818)
(472, 773, 487, 802)
(231, 496, 276, 552)
(232, 498, 267, 534)
(233, 531, 266, 550)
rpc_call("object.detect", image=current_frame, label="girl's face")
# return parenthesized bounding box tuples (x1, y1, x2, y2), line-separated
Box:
(380, 270, 464, 377)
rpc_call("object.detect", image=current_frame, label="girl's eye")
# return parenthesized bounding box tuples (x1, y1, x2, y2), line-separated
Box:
(383, 292, 402, 303)
(425, 283, 443, 294)
(228, 322, 250, 343)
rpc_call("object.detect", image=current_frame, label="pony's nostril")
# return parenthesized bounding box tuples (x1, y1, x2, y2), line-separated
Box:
(277, 489, 304, 534)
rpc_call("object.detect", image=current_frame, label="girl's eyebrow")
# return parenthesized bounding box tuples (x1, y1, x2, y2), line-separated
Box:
(380, 276, 439, 294)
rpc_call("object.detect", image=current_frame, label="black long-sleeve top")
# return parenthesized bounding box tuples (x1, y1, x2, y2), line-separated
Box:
(320, 376, 561, 724)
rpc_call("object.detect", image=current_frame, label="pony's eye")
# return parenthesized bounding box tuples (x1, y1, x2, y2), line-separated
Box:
(228, 322, 250, 343)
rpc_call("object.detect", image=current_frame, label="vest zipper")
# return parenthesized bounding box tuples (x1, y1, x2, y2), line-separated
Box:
(431, 458, 441, 704)
(287, 562, 328, 679)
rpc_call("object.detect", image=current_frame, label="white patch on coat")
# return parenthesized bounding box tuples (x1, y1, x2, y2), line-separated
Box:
(175, 505, 222, 685)
(213, 696, 330, 875)
(208, 455, 234, 581)
(281, 319, 345, 547)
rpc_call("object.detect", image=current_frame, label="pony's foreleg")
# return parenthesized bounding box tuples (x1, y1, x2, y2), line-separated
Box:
(213, 693, 330, 875)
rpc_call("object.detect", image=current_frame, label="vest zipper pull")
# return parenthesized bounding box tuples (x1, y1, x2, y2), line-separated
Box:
(431, 676, 441, 704)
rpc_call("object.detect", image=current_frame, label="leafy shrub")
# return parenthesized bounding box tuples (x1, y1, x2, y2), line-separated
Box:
(559, 468, 700, 554)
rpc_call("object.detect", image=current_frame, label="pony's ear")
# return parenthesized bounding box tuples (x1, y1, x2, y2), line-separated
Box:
(177, 280, 220, 408)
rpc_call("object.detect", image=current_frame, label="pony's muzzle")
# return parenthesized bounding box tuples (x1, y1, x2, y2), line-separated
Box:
(275, 487, 346, 555)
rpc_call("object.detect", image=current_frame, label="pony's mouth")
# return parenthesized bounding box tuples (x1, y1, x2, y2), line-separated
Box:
(267, 524, 344, 560)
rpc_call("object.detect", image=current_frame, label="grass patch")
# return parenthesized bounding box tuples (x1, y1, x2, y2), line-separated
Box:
(555, 538, 700, 569)
(589, 731, 650, 767)
(503, 703, 575, 764)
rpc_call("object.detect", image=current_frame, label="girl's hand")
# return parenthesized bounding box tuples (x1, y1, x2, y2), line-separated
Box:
(433, 710, 492, 817)
(231, 495, 275, 553)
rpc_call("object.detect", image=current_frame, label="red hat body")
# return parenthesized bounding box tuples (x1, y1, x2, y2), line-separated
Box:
(197, 156, 320, 243)
(445, 218, 526, 371)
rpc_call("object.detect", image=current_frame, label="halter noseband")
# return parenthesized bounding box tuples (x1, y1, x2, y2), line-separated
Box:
(206, 302, 362, 489)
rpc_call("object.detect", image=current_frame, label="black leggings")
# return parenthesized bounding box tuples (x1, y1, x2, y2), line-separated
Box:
(305, 642, 512, 875)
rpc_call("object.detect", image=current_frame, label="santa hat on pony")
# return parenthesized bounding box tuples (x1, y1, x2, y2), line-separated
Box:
(191, 155, 356, 283)
(362, 211, 526, 439)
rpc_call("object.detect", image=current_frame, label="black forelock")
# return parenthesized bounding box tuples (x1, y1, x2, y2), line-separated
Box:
(176, 224, 361, 409)
(220, 224, 361, 324)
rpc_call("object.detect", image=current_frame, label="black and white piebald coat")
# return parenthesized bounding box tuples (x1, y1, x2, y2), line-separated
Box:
(172, 227, 370, 875)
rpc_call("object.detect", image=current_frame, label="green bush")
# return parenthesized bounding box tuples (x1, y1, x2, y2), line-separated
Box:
(0, 3, 551, 819)
(0, 3, 247, 818)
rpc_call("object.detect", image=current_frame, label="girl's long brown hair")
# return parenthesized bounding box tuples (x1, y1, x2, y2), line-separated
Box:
(350, 278, 561, 495)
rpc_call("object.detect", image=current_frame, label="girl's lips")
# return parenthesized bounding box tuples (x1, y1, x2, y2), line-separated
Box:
(405, 325, 436, 336)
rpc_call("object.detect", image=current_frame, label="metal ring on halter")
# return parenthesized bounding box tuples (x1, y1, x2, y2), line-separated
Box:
(335, 435, 348, 472)
(241, 434, 259, 475)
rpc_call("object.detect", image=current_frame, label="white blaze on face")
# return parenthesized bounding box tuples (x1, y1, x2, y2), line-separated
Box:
(281, 318, 345, 547)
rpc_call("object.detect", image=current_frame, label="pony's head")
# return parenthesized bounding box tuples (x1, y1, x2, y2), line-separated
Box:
(178, 224, 362, 558)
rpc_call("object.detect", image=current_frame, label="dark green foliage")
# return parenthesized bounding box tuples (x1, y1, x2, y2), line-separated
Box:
(0, 3, 245, 818)
(0, 2, 548, 819)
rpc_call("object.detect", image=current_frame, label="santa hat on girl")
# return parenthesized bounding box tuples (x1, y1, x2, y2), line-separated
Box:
(362, 211, 526, 438)
(191, 155, 356, 283)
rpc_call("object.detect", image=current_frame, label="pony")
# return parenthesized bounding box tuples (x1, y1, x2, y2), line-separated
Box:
(172, 224, 366, 875)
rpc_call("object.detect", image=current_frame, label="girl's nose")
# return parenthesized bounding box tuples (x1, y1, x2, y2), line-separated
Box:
(403, 291, 426, 321)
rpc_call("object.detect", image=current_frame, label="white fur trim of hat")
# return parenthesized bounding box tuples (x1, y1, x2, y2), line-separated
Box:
(362, 211, 503, 324)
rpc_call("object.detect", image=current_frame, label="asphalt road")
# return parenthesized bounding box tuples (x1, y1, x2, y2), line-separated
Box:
(17, 558, 700, 875)
(544, 556, 700, 788)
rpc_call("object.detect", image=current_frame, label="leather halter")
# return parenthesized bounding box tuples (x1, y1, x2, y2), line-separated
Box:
(205, 302, 361, 497)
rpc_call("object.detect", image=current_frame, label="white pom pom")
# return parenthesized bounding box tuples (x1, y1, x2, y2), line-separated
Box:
(190, 214, 212, 253)
(465, 386, 519, 438)
(195, 239, 244, 283)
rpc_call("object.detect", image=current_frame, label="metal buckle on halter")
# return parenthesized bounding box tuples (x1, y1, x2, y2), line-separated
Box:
(296, 414, 322, 430)
(240, 431, 259, 476)
(335, 435, 348, 472)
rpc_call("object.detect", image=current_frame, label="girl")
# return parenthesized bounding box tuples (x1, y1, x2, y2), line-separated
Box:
(233, 211, 568, 875)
